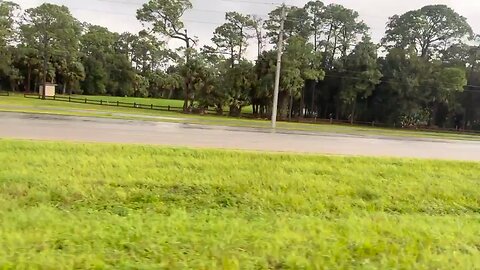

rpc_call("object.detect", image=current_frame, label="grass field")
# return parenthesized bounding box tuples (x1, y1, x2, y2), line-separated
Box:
(1, 139, 480, 269)
(1, 93, 480, 141)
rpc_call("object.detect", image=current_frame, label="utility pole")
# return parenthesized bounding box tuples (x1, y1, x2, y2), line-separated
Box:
(271, 4, 286, 129)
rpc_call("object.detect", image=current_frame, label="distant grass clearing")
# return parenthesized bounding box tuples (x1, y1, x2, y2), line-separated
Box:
(1, 139, 480, 269)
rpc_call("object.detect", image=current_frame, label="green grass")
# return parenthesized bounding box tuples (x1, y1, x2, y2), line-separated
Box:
(1, 93, 479, 141)
(1, 139, 480, 269)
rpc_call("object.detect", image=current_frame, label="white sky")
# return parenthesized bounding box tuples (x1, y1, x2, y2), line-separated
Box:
(11, 0, 480, 58)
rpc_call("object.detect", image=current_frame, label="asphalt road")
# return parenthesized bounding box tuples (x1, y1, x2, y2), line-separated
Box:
(1, 112, 479, 161)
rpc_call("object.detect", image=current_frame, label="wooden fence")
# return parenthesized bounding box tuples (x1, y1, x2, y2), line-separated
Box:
(24, 94, 185, 112)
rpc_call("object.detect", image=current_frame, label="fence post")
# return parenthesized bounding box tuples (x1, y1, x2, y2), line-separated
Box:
(85, 98, 87, 104)
(69, 96, 71, 102)
(117, 101, 119, 106)
(168, 105, 170, 111)
(100, 100, 103, 105)
(133, 102, 136, 108)
(151, 104, 153, 109)
(53, 95, 56, 100)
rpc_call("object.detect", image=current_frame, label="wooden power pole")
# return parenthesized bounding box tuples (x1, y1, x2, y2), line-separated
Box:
(271, 4, 286, 129)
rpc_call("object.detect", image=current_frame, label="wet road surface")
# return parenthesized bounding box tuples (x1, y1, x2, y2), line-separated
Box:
(1, 112, 479, 161)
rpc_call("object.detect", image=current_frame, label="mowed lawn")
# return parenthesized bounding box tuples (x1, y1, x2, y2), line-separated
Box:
(1, 140, 480, 269)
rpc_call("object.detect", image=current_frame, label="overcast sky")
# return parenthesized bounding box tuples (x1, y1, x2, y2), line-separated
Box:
(12, 0, 480, 58)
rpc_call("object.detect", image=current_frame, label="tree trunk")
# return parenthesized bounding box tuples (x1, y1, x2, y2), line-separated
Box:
(26, 65, 32, 93)
(183, 81, 189, 112)
(216, 104, 224, 115)
(239, 28, 243, 61)
(279, 91, 289, 120)
(229, 105, 242, 117)
(341, 27, 348, 60)
(10, 79, 15, 92)
(42, 32, 49, 100)
(289, 91, 294, 121)
(311, 82, 316, 117)
(68, 80, 73, 95)
(300, 85, 305, 118)
(350, 101, 357, 125)
(34, 76, 38, 94)
(330, 27, 338, 67)
(430, 102, 439, 127)
(257, 40, 262, 59)
(313, 18, 318, 52)
(231, 46, 235, 68)
(184, 36, 191, 112)
(323, 25, 333, 68)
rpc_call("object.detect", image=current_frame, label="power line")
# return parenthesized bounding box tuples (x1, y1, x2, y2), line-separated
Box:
(71, 7, 226, 25)
(90, 0, 392, 26)
(220, 0, 285, 6)
(76, 4, 359, 29)
(96, 0, 143, 4)
(71, 6, 298, 26)
(97, 0, 234, 14)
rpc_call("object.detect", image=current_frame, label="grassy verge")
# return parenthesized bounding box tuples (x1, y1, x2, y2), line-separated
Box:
(1, 94, 479, 141)
(1, 139, 480, 269)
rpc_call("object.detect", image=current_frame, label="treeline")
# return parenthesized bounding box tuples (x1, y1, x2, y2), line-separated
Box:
(0, 0, 479, 129)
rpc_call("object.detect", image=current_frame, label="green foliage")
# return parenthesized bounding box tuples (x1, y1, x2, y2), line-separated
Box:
(106, 54, 136, 97)
(79, 25, 137, 96)
(133, 74, 150, 97)
(136, 0, 192, 41)
(276, 36, 325, 117)
(0, 1, 21, 90)
(265, 6, 311, 43)
(223, 60, 255, 116)
(1, 140, 480, 268)
(63, 61, 85, 94)
(21, 3, 81, 60)
(383, 5, 473, 58)
(321, 3, 368, 67)
(0, 1, 19, 46)
(340, 37, 382, 121)
(212, 12, 254, 64)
